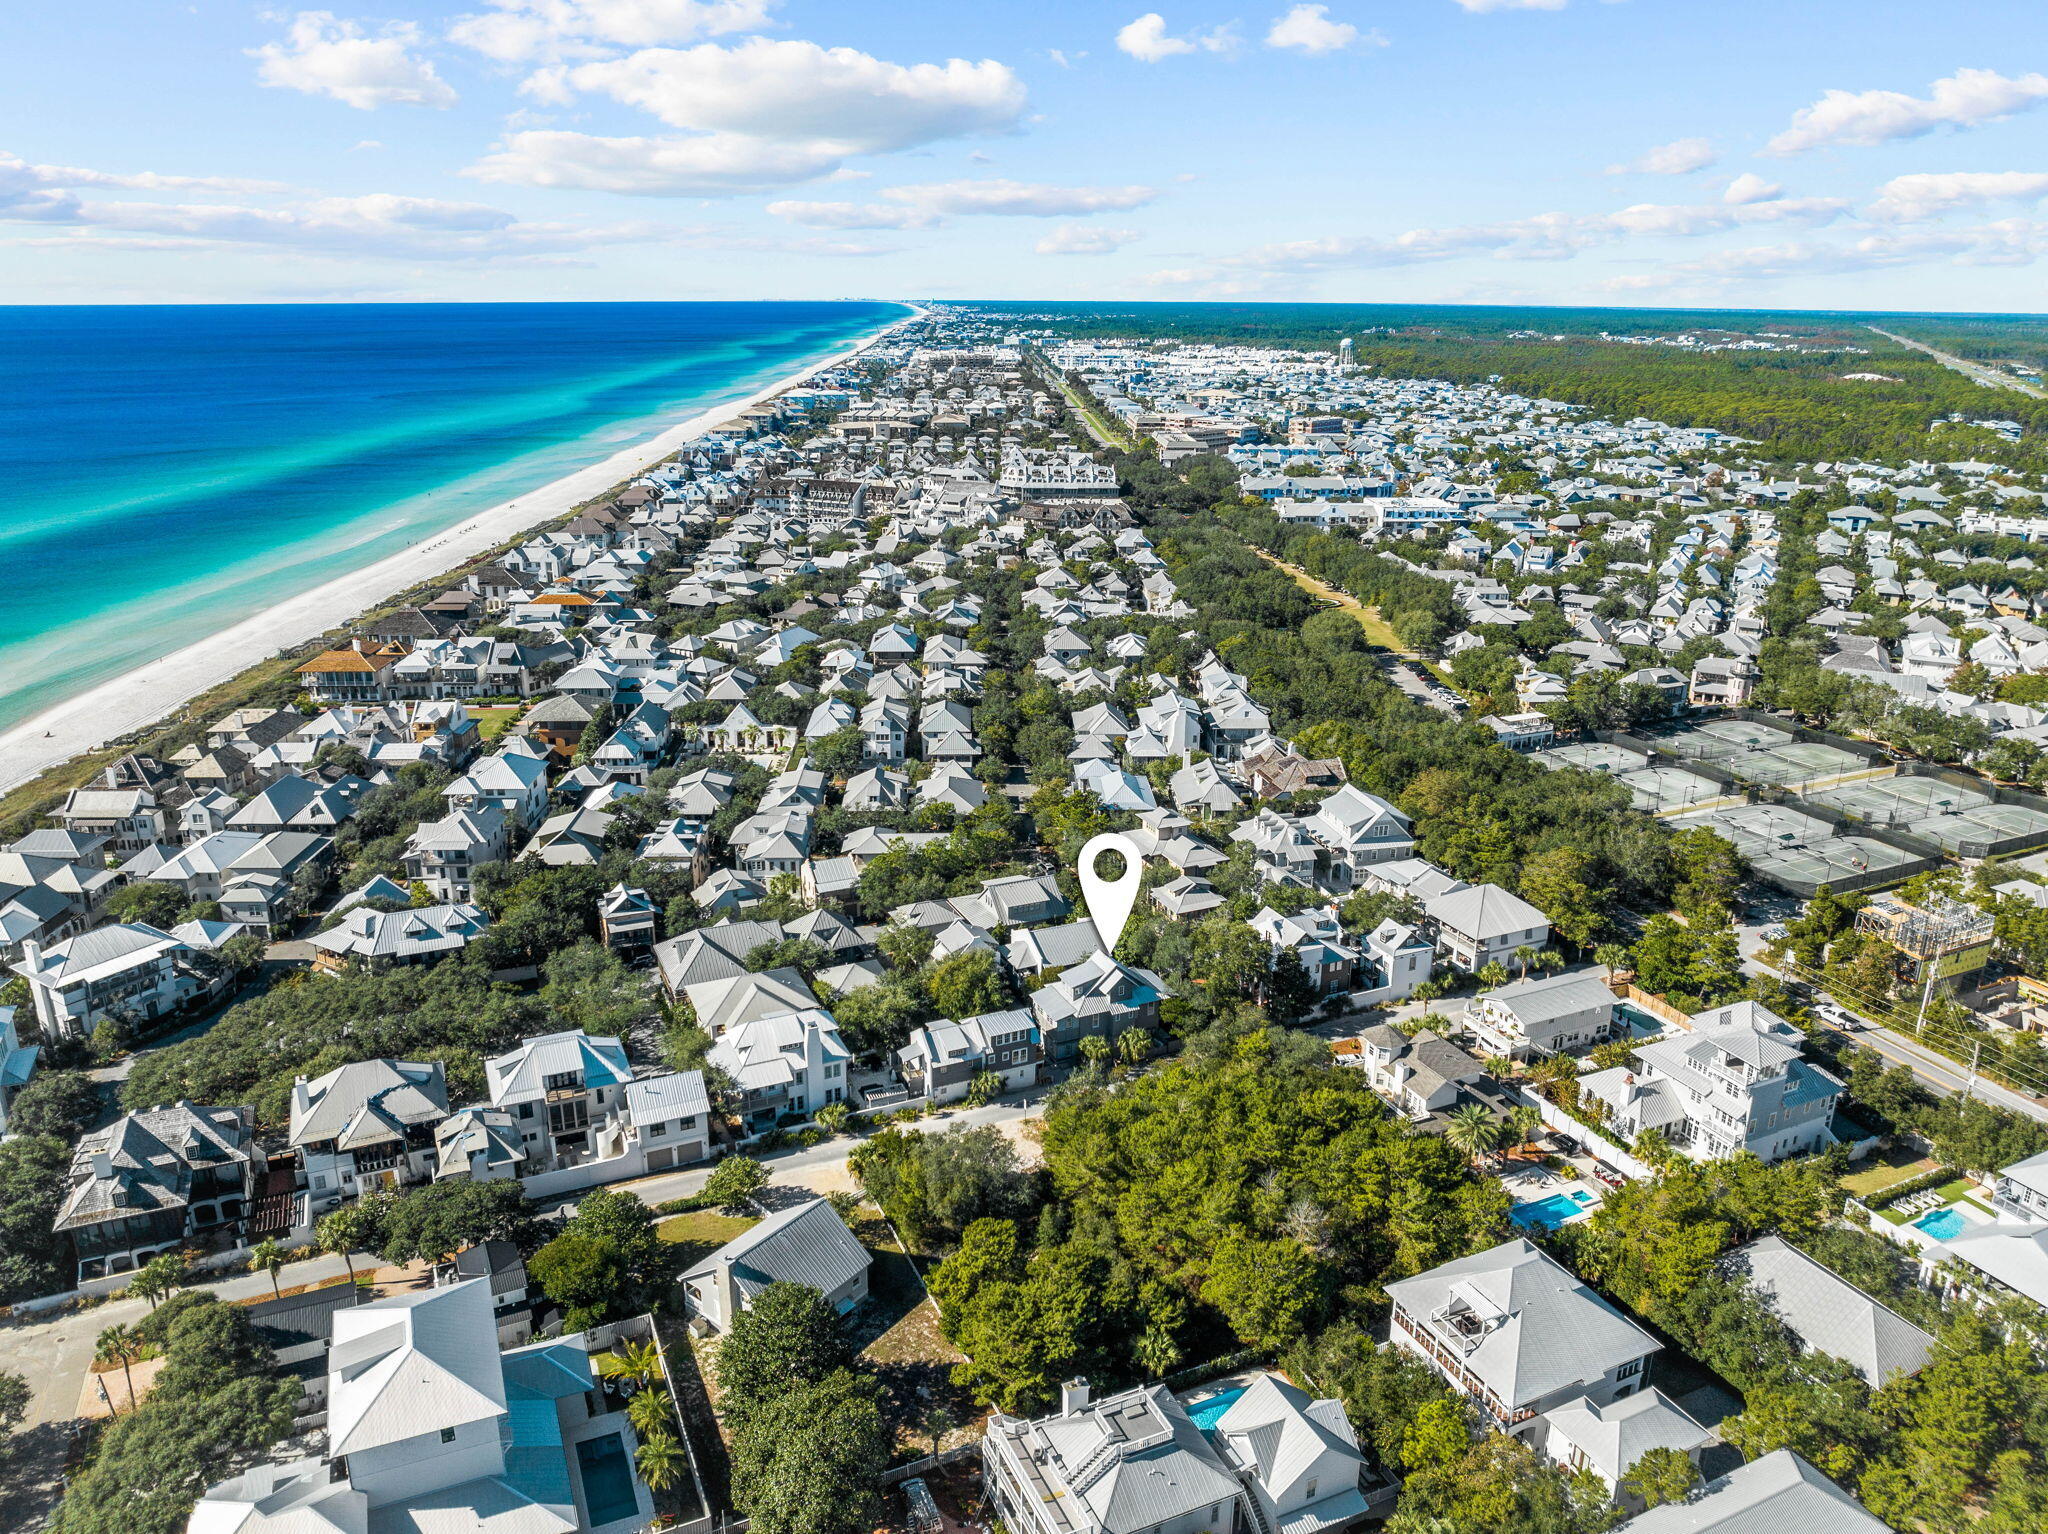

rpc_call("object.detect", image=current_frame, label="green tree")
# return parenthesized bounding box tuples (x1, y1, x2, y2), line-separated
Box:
(635, 1429, 688, 1493)
(717, 1281, 853, 1420)
(95, 1324, 144, 1414)
(4, 1070, 103, 1140)
(531, 1233, 630, 1330)
(540, 943, 653, 1037)
(703, 1155, 769, 1214)
(130, 1253, 187, 1311)
(1442, 1103, 1501, 1167)
(1203, 1234, 1327, 1347)
(370, 1179, 535, 1264)
(1620, 1445, 1699, 1510)
(925, 948, 1007, 1021)
(728, 1369, 889, 1534)
(317, 1204, 367, 1285)
(0, 1368, 26, 1455)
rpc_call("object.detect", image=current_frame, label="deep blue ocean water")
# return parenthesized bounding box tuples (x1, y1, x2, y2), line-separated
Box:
(0, 300, 904, 735)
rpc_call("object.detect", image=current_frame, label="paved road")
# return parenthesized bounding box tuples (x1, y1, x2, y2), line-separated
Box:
(1868, 326, 2048, 400)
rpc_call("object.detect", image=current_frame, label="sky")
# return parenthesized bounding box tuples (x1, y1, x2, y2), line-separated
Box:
(4, 0, 2048, 310)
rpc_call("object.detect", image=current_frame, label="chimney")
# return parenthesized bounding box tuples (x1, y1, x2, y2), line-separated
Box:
(20, 939, 41, 973)
(1060, 1378, 1091, 1416)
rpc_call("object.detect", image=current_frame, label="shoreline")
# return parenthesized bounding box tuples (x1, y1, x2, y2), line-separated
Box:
(0, 302, 921, 793)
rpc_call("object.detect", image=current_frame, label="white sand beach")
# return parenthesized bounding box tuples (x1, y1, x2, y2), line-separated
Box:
(0, 305, 920, 794)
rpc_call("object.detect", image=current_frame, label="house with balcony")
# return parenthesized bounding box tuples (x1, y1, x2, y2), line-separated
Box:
(55, 785, 164, 855)
(1467, 970, 1623, 1061)
(1028, 954, 1166, 1065)
(1386, 1238, 1660, 1444)
(1304, 786, 1416, 887)
(12, 924, 198, 1042)
(444, 743, 553, 832)
(1989, 1147, 2048, 1222)
(187, 1277, 655, 1534)
(705, 1006, 850, 1127)
(289, 1058, 451, 1215)
(1422, 882, 1550, 973)
(403, 804, 510, 902)
(1248, 905, 1359, 996)
(1579, 1000, 1843, 1164)
(897, 1006, 1040, 1104)
(57, 1101, 258, 1281)
(486, 1031, 634, 1172)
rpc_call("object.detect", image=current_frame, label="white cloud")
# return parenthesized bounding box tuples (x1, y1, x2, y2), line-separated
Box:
(447, 0, 778, 65)
(1036, 223, 1140, 254)
(1767, 67, 2048, 155)
(768, 178, 1156, 229)
(1722, 172, 1782, 205)
(1867, 170, 2048, 222)
(1606, 138, 1717, 176)
(1115, 14, 1238, 63)
(468, 130, 842, 195)
(1450, 0, 1568, 13)
(0, 152, 285, 196)
(251, 12, 458, 110)
(1265, 6, 1378, 54)
(473, 37, 1027, 195)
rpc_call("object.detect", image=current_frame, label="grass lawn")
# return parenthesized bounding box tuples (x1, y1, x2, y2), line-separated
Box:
(656, 1209, 758, 1270)
(1877, 1176, 1977, 1224)
(1840, 1153, 1939, 1199)
(471, 704, 523, 742)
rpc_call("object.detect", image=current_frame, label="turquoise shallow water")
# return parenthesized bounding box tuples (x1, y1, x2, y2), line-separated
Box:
(0, 300, 903, 735)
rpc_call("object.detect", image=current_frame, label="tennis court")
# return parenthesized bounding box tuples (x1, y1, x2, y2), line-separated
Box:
(1536, 742, 1650, 774)
(1808, 777, 2048, 851)
(1736, 740, 1874, 788)
(1650, 719, 1797, 762)
(1810, 775, 1983, 824)
(1754, 835, 1922, 887)
(1672, 802, 1835, 860)
(1618, 765, 1729, 813)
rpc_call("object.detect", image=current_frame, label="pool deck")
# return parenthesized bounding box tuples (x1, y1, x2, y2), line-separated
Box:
(1499, 1163, 1605, 1227)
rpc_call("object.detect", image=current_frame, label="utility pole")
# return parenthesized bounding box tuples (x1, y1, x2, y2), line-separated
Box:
(1962, 1039, 1982, 1105)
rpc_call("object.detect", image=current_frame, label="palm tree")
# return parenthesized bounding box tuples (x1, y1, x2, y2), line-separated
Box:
(130, 1253, 185, 1311)
(249, 1238, 287, 1300)
(317, 1206, 365, 1286)
(95, 1323, 143, 1413)
(635, 1430, 686, 1493)
(626, 1387, 675, 1439)
(1135, 1325, 1182, 1379)
(1479, 961, 1510, 991)
(1079, 1034, 1111, 1068)
(597, 1339, 664, 1391)
(1115, 1027, 1151, 1067)
(814, 1100, 851, 1136)
(1443, 1104, 1501, 1168)
(1513, 945, 1537, 980)
(1534, 949, 1565, 975)
(1505, 1104, 1543, 1156)
(1593, 944, 1631, 978)
(921, 1404, 956, 1458)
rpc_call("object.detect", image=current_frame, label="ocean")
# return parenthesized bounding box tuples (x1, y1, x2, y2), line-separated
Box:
(0, 300, 904, 735)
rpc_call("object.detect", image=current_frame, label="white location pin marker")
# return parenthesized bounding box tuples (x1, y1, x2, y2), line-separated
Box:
(1077, 831, 1144, 958)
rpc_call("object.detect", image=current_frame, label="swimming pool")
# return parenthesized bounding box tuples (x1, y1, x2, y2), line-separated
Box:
(576, 1433, 642, 1527)
(1912, 1207, 1969, 1241)
(1186, 1387, 1247, 1431)
(1511, 1189, 1596, 1230)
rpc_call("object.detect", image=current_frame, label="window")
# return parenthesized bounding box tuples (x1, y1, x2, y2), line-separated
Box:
(1305, 1479, 1317, 1500)
(1615, 1358, 1643, 1379)
(647, 1121, 667, 1138)
(440, 1426, 457, 1444)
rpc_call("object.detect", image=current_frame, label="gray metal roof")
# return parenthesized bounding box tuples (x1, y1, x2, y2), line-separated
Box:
(681, 1196, 870, 1303)
(1616, 1449, 1890, 1533)
(1721, 1236, 1933, 1386)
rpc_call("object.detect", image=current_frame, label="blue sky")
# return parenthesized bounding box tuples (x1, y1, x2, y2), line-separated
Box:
(4, 0, 2048, 309)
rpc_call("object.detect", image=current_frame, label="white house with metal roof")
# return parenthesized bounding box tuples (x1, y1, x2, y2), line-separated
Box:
(486, 1031, 634, 1172)
(187, 1276, 654, 1534)
(1421, 882, 1550, 972)
(680, 1195, 870, 1334)
(12, 923, 197, 1041)
(289, 1057, 450, 1214)
(1467, 970, 1623, 1060)
(1542, 1388, 1709, 1492)
(1386, 1238, 1660, 1442)
(310, 901, 489, 974)
(1720, 1235, 1934, 1386)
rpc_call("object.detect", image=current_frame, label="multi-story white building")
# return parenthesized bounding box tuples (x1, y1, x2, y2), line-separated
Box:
(1579, 1001, 1843, 1163)
(188, 1277, 654, 1534)
(1386, 1238, 1662, 1442)
(289, 1058, 450, 1214)
(486, 1031, 634, 1172)
(1467, 970, 1623, 1061)
(12, 924, 196, 1041)
(707, 1006, 850, 1128)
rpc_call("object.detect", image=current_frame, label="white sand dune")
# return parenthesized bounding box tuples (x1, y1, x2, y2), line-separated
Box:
(0, 305, 919, 793)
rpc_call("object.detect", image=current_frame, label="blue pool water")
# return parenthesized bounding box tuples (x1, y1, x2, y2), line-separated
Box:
(1913, 1207, 1969, 1241)
(0, 300, 905, 732)
(1186, 1386, 1248, 1430)
(1511, 1189, 1596, 1230)
(576, 1432, 641, 1526)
